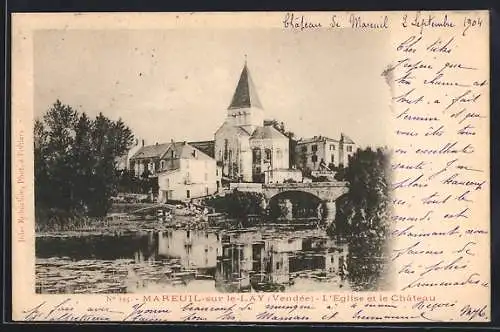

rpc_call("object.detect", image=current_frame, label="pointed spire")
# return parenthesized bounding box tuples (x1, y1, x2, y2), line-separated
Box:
(228, 58, 263, 110)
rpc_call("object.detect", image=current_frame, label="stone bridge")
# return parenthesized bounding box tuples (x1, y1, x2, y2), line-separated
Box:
(262, 181, 348, 201)
(262, 182, 349, 223)
(229, 181, 349, 222)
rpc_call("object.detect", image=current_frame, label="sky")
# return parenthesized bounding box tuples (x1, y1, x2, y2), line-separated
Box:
(34, 28, 392, 148)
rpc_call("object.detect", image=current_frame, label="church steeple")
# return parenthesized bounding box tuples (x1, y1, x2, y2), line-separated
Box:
(228, 58, 263, 110)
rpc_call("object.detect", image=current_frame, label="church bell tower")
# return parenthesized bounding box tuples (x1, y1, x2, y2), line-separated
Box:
(226, 58, 265, 133)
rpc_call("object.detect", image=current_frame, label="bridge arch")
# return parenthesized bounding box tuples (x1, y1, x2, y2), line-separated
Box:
(267, 190, 327, 222)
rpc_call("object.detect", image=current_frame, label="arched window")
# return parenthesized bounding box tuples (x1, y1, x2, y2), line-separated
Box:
(160, 160, 166, 170)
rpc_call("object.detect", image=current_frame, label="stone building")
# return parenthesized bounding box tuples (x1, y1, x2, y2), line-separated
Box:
(214, 61, 290, 183)
(115, 138, 145, 172)
(295, 133, 356, 173)
(129, 141, 171, 177)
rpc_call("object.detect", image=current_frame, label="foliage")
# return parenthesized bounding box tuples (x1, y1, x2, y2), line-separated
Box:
(34, 100, 134, 222)
(327, 147, 392, 239)
(116, 170, 155, 195)
(326, 147, 391, 291)
(333, 166, 347, 181)
(204, 189, 266, 220)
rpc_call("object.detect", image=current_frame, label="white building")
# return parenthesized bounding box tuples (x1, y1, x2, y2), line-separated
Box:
(157, 142, 218, 201)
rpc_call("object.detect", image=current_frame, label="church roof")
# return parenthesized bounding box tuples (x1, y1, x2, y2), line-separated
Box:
(228, 62, 263, 110)
(250, 125, 288, 140)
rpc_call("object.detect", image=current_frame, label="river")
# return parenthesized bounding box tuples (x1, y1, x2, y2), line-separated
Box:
(35, 225, 390, 294)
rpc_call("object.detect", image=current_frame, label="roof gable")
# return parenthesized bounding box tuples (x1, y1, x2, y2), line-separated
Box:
(161, 142, 214, 161)
(189, 140, 215, 158)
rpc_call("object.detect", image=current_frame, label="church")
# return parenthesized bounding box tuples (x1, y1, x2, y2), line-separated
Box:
(214, 61, 291, 183)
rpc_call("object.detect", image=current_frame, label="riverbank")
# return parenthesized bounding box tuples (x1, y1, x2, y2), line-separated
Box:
(35, 201, 328, 238)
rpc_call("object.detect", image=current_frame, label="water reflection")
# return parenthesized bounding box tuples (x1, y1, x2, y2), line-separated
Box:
(36, 227, 389, 293)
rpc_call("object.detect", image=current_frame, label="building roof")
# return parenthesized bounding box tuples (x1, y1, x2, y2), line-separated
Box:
(162, 141, 214, 161)
(238, 126, 253, 136)
(297, 135, 339, 145)
(130, 143, 171, 160)
(250, 125, 288, 140)
(340, 133, 355, 144)
(188, 140, 215, 158)
(228, 62, 263, 110)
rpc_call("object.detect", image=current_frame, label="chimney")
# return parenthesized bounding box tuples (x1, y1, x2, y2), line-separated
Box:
(141, 139, 145, 147)
(155, 142, 158, 146)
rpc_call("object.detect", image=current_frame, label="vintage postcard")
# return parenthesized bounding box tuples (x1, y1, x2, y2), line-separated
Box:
(11, 11, 490, 322)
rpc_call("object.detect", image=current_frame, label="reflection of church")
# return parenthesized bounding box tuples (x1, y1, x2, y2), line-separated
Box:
(215, 61, 290, 182)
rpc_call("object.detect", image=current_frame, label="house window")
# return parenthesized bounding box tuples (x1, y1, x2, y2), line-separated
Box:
(186, 190, 190, 199)
(330, 144, 335, 151)
(312, 144, 318, 152)
(160, 160, 166, 169)
(301, 146, 307, 153)
(252, 148, 261, 164)
(264, 149, 272, 161)
(347, 146, 353, 152)
(331, 154, 334, 163)
(311, 155, 318, 163)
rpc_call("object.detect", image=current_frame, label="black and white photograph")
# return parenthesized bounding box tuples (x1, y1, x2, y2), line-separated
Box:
(33, 27, 394, 294)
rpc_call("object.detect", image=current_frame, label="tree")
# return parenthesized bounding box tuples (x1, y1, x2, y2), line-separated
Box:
(327, 147, 391, 239)
(34, 100, 135, 223)
(71, 112, 93, 211)
(326, 147, 392, 291)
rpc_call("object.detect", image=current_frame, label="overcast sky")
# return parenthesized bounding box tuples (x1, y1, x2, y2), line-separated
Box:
(34, 28, 392, 148)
